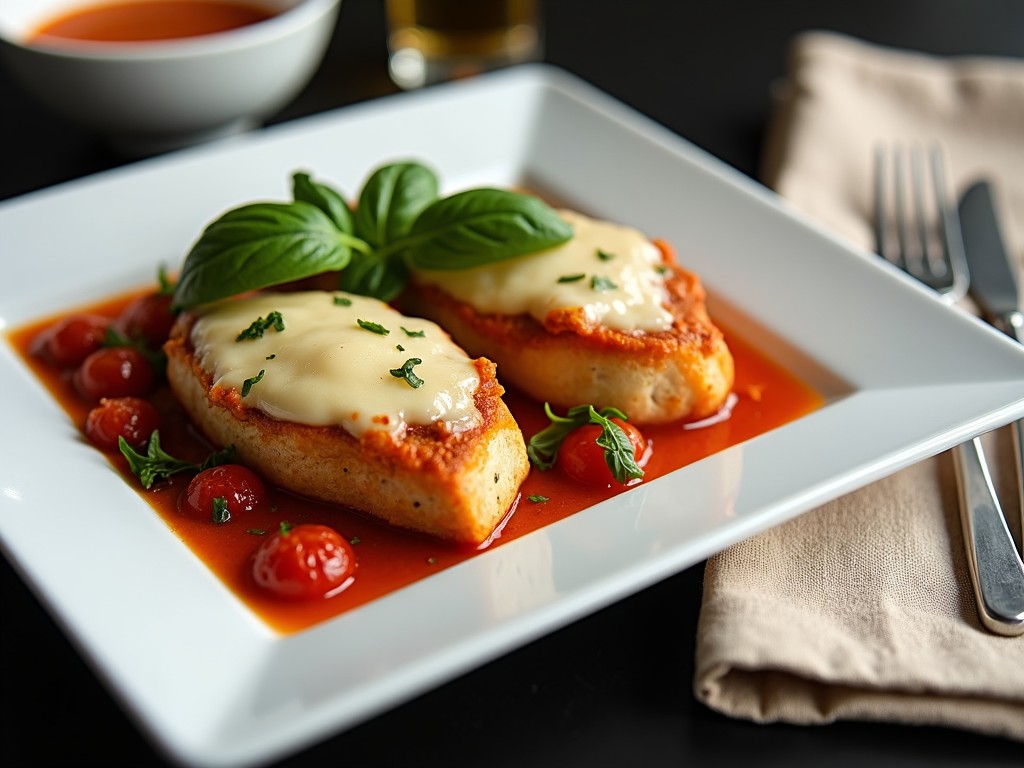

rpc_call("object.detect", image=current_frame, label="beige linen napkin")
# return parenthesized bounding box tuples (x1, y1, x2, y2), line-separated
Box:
(694, 31, 1024, 741)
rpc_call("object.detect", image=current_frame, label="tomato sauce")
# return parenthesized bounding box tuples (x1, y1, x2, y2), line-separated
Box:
(7, 287, 824, 635)
(29, 0, 275, 44)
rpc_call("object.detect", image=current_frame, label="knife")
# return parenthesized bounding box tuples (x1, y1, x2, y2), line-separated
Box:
(955, 179, 1024, 635)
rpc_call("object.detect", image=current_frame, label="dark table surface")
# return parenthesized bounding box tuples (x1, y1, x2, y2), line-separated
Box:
(3, 1, 1024, 766)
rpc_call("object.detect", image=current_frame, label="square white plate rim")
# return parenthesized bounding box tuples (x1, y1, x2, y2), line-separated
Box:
(3, 64, 1024, 767)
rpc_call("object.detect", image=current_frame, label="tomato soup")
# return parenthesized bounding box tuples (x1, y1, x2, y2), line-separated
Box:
(8, 286, 825, 635)
(29, 0, 276, 44)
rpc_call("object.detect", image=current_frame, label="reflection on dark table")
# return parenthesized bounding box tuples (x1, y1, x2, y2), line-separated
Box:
(3, 1, 1023, 765)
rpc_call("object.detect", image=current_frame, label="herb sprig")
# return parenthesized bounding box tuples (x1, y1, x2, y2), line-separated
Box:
(173, 161, 574, 309)
(527, 403, 644, 485)
(119, 431, 236, 489)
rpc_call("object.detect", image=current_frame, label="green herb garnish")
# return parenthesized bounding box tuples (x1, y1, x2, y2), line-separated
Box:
(527, 403, 643, 485)
(390, 358, 424, 388)
(241, 369, 265, 397)
(557, 273, 586, 283)
(212, 497, 230, 524)
(590, 276, 617, 292)
(172, 162, 573, 308)
(119, 431, 235, 489)
(401, 326, 426, 337)
(236, 311, 284, 341)
(528, 494, 550, 503)
(333, 295, 353, 306)
(597, 249, 615, 261)
(358, 319, 390, 335)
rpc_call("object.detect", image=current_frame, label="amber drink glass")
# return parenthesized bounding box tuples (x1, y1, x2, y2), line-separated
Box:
(385, 0, 541, 89)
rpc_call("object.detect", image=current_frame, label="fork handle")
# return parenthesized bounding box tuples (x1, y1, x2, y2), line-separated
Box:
(953, 437, 1024, 635)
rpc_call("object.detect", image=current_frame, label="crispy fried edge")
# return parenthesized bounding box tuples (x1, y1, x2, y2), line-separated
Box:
(164, 311, 529, 544)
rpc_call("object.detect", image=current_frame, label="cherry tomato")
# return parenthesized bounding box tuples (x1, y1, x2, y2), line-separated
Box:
(179, 464, 268, 523)
(43, 313, 111, 367)
(84, 397, 161, 451)
(73, 346, 155, 401)
(117, 292, 176, 348)
(251, 523, 356, 600)
(557, 417, 647, 487)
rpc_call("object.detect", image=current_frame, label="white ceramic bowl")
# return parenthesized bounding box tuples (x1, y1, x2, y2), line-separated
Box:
(0, 0, 341, 157)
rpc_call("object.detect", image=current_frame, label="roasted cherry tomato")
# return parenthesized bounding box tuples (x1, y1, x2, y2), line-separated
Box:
(43, 313, 111, 367)
(179, 464, 268, 523)
(73, 346, 155, 401)
(84, 396, 161, 451)
(251, 523, 356, 600)
(117, 292, 176, 348)
(557, 417, 647, 487)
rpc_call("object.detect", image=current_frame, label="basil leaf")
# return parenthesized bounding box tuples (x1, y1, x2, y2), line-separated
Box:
(526, 403, 643, 485)
(339, 250, 410, 302)
(292, 172, 354, 234)
(119, 431, 235, 489)
(596, 416, 644, 484)
(402, 188, 574, 270)
(173, 201, 360, 310)
(354, 162, 439, 248)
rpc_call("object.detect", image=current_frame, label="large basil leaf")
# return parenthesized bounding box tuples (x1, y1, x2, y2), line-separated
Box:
(339, 251, 409, 303)
(173, 201, 356, 309)
(292, 172, 354, 234)
(404, 189, 573, 270)
(353, 162, 439, 248)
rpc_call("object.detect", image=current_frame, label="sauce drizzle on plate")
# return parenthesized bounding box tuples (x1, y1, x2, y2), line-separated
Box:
(8, 287, 824, 635)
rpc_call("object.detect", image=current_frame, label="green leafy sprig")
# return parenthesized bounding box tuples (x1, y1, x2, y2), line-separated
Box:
(172, 161, 574, 309)
(119, 431, 236, 489)
(527, 403, 644, 485)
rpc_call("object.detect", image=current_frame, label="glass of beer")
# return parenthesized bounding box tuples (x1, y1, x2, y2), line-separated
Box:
(385, 0, 542, 89)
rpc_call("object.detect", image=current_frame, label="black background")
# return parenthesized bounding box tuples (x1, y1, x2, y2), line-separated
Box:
(3, 1, 1024, 766)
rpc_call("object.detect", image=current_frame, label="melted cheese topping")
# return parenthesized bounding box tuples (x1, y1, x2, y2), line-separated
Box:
(413, 209, 673, 331)
(189, 291, 481, 437)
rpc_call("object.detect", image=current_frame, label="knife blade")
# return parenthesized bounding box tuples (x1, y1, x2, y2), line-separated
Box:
(957, 180, 1024, 610)
(959, 180, 1024, 341)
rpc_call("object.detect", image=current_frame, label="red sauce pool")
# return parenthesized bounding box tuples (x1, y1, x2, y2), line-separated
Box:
(7, 287, 824, 635)
(29, 0, 275, 44)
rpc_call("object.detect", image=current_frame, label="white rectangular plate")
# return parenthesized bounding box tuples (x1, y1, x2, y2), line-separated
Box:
(3, 65, 1024, 768)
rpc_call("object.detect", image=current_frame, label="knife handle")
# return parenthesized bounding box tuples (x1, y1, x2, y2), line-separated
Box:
(994, 309, 1024, 560)
(952, 437, 1024, 636)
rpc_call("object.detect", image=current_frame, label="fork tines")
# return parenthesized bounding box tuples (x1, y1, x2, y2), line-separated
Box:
(874, 144, 969, 302)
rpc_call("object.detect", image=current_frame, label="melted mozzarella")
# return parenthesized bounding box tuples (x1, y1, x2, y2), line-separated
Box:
(189, 291, 481, 436)
(413, 209, 673, 331)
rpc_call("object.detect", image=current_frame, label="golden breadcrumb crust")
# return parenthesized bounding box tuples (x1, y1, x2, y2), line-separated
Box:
(401, 240, 735, 424)
(164, 312, 529, 545)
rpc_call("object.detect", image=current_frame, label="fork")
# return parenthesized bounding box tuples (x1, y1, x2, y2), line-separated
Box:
(874, 144, 970, 303)
(874, 144, 1024, 636)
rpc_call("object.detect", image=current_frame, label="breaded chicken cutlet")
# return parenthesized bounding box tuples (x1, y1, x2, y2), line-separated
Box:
(404, 209, 734, 424)
(164, 290, 529, 545)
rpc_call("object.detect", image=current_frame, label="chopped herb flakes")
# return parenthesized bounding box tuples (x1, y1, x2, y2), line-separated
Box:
(557, 273, 586, 283)
(241, 369, 265, 397)
(390, 358, 424, 388)
(528, 494, 550, 503)
(236, 311, 284, 341)
(396, 344, 405, 352)
(401, 326, 426, 337)
(358, 319, 390, 335)
(212, 496, 230, 524)
(333, 296, 353, 306)
(591, 275, 617, 292)
(597, 249, 615, 261)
